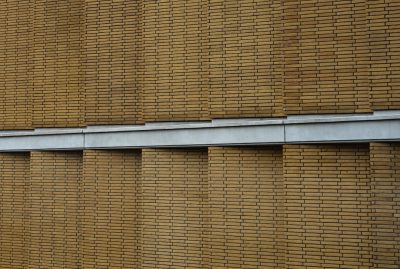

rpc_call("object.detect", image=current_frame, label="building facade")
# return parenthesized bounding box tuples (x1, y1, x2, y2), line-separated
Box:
(0, 0, 399, 268)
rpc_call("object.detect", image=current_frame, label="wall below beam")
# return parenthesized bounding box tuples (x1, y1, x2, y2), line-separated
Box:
(0, 111, 399, 151)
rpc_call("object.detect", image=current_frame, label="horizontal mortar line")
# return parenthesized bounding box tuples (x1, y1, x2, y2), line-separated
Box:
(0, 110, 399, 151)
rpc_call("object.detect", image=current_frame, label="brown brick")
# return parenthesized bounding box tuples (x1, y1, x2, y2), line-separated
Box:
(283, 144, 373, 268)
(81, 150, 141, 268)
(0, 0, 32, 130)
(370, 143, 400, 268)
(368, 1, 400, 110)
(32, 0, 84, 127)
(282, 0, 371, 114)
(141, 148, 208, 268)
(141, 0, 209, 122)
(0, 153, 30, 268)
(28, 151, 82, 268)
(83, 0, 142, 125)
(208, 146, 284, 268)
(208, 0, 283, 118)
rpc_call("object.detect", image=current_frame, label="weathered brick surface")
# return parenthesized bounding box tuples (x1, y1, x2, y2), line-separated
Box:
(141, 1, 209, 122)
(282, 1, 371, 114)
(368, 1, 400, 110)
(370, 143, 400, 268)
(84, 0, 142, 125)
(81, 150, 141, 268)
(28, 151, 82, 269)
(0, 153, 30, 269)
(32, 0, 84, 128)
(0, 0, 32, 130)
(141, 149, 208, 268)
(283, 144, 373, 268)
(208, 147, 284, 268)
(208, 0, 283, 118)
(0, 145, 399, 268)
(1, 1, 400, 128)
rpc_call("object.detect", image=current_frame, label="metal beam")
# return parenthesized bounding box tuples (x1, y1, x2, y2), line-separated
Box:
(0, 111, 399, 151)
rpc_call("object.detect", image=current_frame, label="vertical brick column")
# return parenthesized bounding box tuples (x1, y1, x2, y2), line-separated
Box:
(28, 151, 82, 268)
(0, 0, 32, 130)
(208, 147, 284, 268)
(32, 0, 83, 128)
(141, 149, 208, 268)
(83, 0, 141, 125)
(208, 0, 283, 118)
(283, 145, 372, 268)
(368, 1, 400, 110)
(282, 1, 370, 114)
(370, 143, 400, 268)
(0, 153, 30, 268)
(141, 0, 209, 122)
(81, 150, 141, 268)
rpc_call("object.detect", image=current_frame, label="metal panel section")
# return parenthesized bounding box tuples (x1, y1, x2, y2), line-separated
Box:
(0, 111, 398, 151)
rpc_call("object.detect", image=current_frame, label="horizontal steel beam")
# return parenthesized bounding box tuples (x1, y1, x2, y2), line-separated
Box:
(0, 111, 399, 151)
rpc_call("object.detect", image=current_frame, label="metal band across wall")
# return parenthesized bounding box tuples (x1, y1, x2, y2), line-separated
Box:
(0, 111, 399, 152)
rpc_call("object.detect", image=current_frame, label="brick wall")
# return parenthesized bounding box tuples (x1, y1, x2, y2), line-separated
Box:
(0, 0, 32, 130)
(0, 0, 400, 129)
(141, 149, 208, 268)
(0, 145, 398, 267)
(84, 0, 142, 125)
(81, 150, 141, 268)
(369, 1, 400, 110)
(370, 143, 400, 268)
(32, 0, 84, 128)
(283, 144, 373, 268)
(208, 0, 283, 118)
(282, 1, 371, 114)
(28, 151, 82, 268)
(208, 147, 284, 268)
(141, 0, 209, 122)
(0, 153, 30, 269)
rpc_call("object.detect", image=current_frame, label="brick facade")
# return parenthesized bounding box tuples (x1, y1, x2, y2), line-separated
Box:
(0, 153, 30, 268)
(141, 149, 208, 268)
(81, 150, 141, 268)
(368, 1, 400, 110)
(208, 147, 284, 268)
(0, 0, 399, 128)
(0, 0, 32, 130)
(28, 151, 82, 268)
(370, 143, 400, 268)
(32, 1, 84, 128)
(84, 1, 142, 125)
(208, 0, 283, 118)
(0, 146, 398, 267)
(0, 0, 399, 268)
(283, 145, 373, 268)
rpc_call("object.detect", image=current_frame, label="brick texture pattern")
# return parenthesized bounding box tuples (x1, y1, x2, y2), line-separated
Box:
(208, 147, 284, 268)
(84, 0, 142, 125)
(32, 0, 84, 128)
(141, 149, 208, 268)
(141, 1, 209, 122)
(283, 144, 373, 268)
(368, 1, 400, 110)
(1, 1, 400, 129)
(208, 0, 283, 118)
(0, 146, 399, 267)
(0, 153, 30, 269)
(28, 151, 82, 269)
(0, 1, 32, 130)
(282, 1, 370, 114)
(81, 150, 141, 268)
(370, 143, 400, 268)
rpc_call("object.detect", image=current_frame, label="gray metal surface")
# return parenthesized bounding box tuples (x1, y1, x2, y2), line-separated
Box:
(0, 111, 399, 151)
